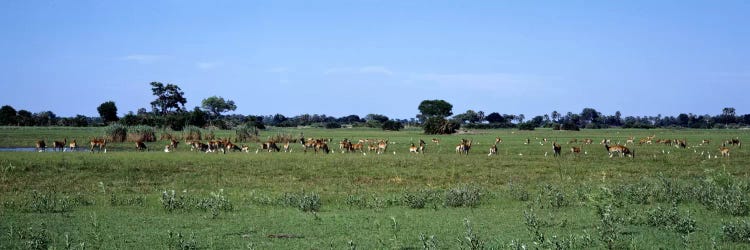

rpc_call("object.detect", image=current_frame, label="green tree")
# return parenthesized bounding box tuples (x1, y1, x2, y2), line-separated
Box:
(150, 82, 187, 115)
(485, 112, 505, 123)
(0, 105, 17, 125)
(417, 100, 453, 122)
(16, 110, 33, 126)
(423, 116, 460, 134)
(381, 120, 404, 131)
(97, 101, 119, 123)
(201, 96, 237, 118)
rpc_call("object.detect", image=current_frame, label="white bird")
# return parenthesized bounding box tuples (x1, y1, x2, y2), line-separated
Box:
(255, 149, 259, 154)
(544, 152, 548, 157)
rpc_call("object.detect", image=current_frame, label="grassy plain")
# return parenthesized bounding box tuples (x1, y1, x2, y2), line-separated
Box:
(0, 126, 749, 249)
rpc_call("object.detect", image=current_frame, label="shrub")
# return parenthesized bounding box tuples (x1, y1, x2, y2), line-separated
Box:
(15, 225, 50, 250)
(127, 125, 156, 142)
(182, 125, 202, 141)
(279, 191, 322, 212)
(381, 120, 404, 131)
(268, 133, 294, 143)
(325, 122, 342, 129)
(25, 190, 73, 213)
(403, 190, 437, 209)
(235, 124, 259, 142)
(104, 123, 127, 142)
(423, 117, 460, 135)
(517, 122, 536, 131)
(444, 185, 482, 208)
(167, 230, 199, 250)
(722, 220, 750, 243)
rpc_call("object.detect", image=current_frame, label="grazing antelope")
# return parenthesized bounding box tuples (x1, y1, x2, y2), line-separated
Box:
(164, 145, 172, 152)
(675, 139, 687, 148)
(604, 144, 634, 158)
(625, 137, 634, 145)
(524, 138, 530, 145)
(367, 144, 379, 152)
(582, 138, 593, 144)
(719, 147, 730, 157)
(409, 143, 419, 153)
(701, 139, 710, 145)
(169, 139, 179, 150)
(52, 138, 66, 152)
(552, 142, 562, 157)
(241, 145, 250, 153)
(283, 142, 291, 152)
(135, 141, 148, 151)
(431, 138, 440, 145)
(638, 138, 652, 145)
(377, 140, 388, 154)
(495, 137, 503, 144)
(35, 140, 46, 152)
(600, 139, 611, 145)
(571, 146, 581, 155)
(456, 139, 472, 155)
(90, 138, 107, 153)
(724, 138, 741, 148)
(69, 139, 78, 152)
(262, 141, 280, 152)
(225, 142, 242, 152)
(488, 143, 498, 156)
(418, 139, 425, 153)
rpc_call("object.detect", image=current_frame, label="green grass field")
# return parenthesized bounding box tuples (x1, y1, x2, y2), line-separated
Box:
(1, 126, 749, 249)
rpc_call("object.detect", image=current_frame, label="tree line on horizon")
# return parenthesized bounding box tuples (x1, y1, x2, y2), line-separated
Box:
(0, 82, 748, 134)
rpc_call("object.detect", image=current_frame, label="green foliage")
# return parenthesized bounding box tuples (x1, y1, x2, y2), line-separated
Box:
(423, 117, 460, 134)
(167, 230, 199, 250)
(105, 123, 128, 142)
(234, 124, 259, 142)
(325, 122, 341, 129)
(0, 105, 17, 125)
(97, 101, 119, 123)
(517, 121, 536, 131)
(444, 185, 482, 208)
(25, 190, 74, 213)
(128, 125, 156, 142)
(150, 82, 187, 115)
(183, 125, 202, 141)
(201, 96, 237, 118)
(418, 99, 453, 119)
(722, 220, 750, 243)
(381, 120, 403, 131)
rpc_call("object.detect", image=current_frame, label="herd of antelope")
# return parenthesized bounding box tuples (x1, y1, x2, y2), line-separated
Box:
(30, 134, 742, 159)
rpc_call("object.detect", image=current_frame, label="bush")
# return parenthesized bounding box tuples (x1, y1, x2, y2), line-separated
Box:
(104, 123, 127, 142)
(444, 185, 482, 207)
(325, 122, 341, 129)
(423, 117, 460, 135)
(128, 125, 156, 142)
(381, 120, 404, 131)
(517, 122, 536, 131)
(182, 125, 202, 141)
(235, 124, 259, 142)
(722, 220, 750, 243)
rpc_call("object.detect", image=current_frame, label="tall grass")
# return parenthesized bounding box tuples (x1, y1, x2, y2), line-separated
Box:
(182, 125, 202, 141)
(104, 123, 127, 142)
(127, 125, 156, 142)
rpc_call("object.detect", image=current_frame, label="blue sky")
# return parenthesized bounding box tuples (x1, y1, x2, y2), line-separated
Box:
(1, 0, 748, 119)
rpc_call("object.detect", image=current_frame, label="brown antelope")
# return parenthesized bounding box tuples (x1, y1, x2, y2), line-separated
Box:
(315, 140, 330, 154)
(604, 144, 634, 158)
(90, 138, 107, 153)
(719, 147, 730, 157)
(456, 139, 472, 155)
(241, 145, 250, 153)
(600, 139, 611, 145)
(135, 141, 148, 151)
(225, 141, 241, 152)
(488, 143, 498, 156)
(552, 142, 562, 157)
(164, 145, 172, 152)
(638, 138, 652, 145)
(52, 138, 66, 152)
(675, 139, 687, 148)
(431, 138, 440, 145)
(582, 138, 593, 144)
(283, 142, 291, 152)
(69, 139, 78, 151)
(724, 138, 741, 148)
(701, 139, 710, 145)
(169, 139, 179, 150)
(409, 143, 419, 153)
(367, 144, 379, 152)
(524, 138, 530, 145)
(377, 140, 388, 154)
(418, 139, 425, 153)
(35, 140, 46, 152)
(495, 137, 503, 144)
(570, 146, 581, 155)
(351, 142, 364, 152)
(262, 141, 280, 152)
(625, 137, 634, 145)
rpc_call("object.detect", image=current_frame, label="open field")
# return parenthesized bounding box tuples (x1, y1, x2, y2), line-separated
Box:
(1, 126, 749, 249)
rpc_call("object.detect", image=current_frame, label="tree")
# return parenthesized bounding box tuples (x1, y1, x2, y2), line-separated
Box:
(97, 101, 119, 123)
(0, 105, 17, 125)
(16, 110, 32, 126)
(417, 100, 453, 122)
(423, 116, 460, 134)
(485, 112, 505, 123)
(201, 96, 237, 118)
(188, 107, 208, 127)
(150, 82, 187, 115)
(551, 111, 560, 123)
(381, 120, 404, 131)
(454, 110, 481, 124)
(365, 114, 389, 123)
